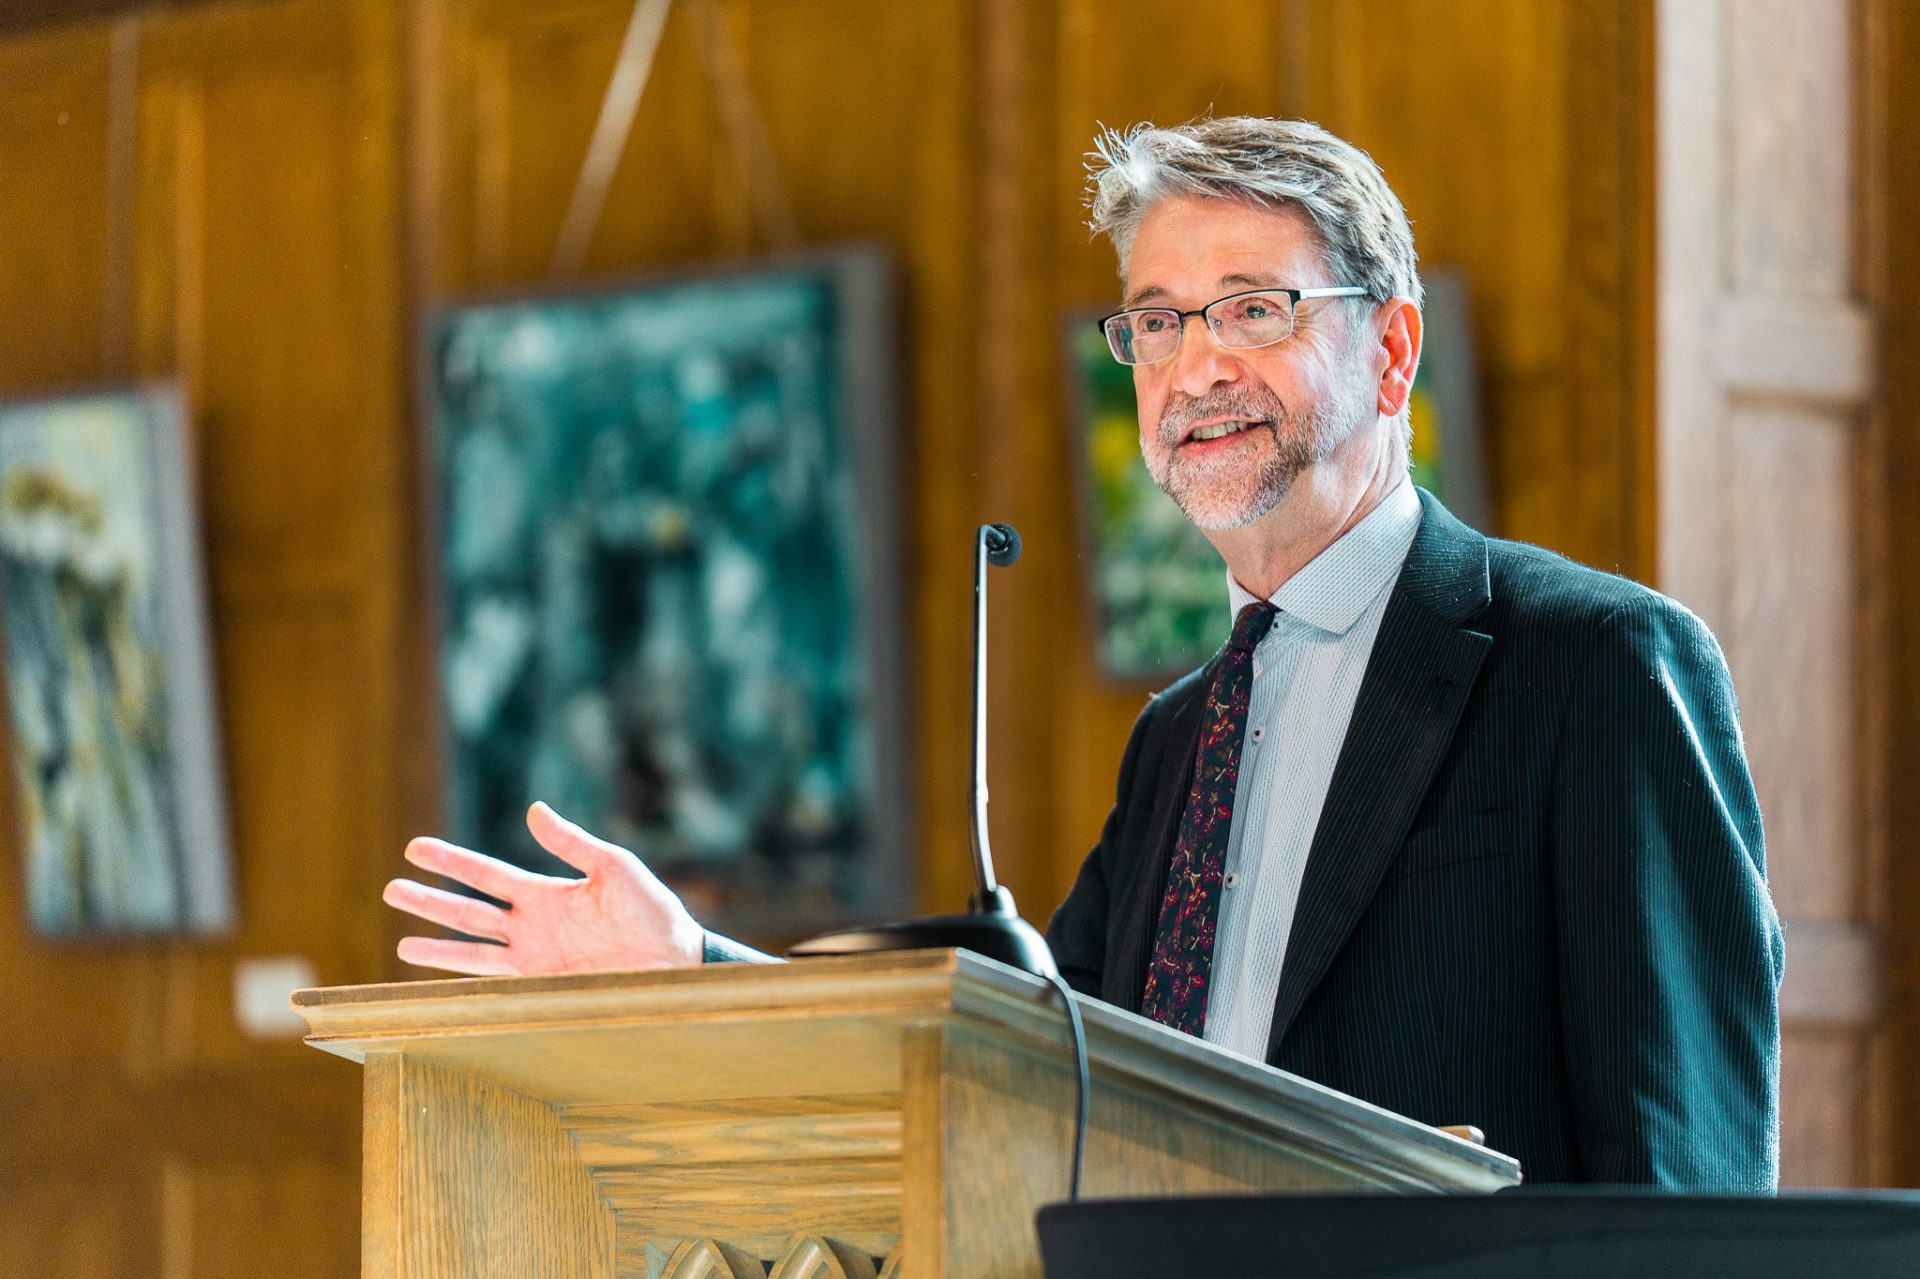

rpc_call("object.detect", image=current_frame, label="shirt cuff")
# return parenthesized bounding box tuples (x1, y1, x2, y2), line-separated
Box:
(700, 930, 781, 965)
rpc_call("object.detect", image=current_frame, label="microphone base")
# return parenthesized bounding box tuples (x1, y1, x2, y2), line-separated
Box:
(787, 911, 1059, 979)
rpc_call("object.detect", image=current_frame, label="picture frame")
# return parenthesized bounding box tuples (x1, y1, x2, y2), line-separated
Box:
(0, 384, 234, 937)
(421, 248, 908, 939)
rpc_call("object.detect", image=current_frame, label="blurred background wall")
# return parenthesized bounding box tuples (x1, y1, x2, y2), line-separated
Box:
(0, 0, 1913, 1271)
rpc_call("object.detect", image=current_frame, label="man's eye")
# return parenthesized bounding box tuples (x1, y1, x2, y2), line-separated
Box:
(1138, 314, 1172, 333)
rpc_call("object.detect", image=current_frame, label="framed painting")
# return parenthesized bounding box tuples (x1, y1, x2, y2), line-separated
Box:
(0, 386, 233, 937)
(1063, 272, 1490, 680)
(424, 249, 907, 937)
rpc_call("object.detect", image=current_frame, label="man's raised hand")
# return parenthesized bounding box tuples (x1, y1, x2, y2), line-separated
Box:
(382, 802, 704, 976)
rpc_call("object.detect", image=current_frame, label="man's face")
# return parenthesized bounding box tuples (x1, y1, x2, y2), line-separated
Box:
(1123, 195, 1378, 531)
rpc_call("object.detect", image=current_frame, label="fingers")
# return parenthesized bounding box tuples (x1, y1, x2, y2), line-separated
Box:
(396, 935, 520, 976)
(383, 877, 512, 942)
(404, 836, 543, 899)
(526, 802, 645, 880)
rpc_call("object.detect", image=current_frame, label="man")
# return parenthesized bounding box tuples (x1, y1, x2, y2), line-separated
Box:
(384, 118, 1782, 1189)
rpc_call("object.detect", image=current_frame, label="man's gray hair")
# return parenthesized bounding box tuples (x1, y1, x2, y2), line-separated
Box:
(1086, 117, 1422, 307)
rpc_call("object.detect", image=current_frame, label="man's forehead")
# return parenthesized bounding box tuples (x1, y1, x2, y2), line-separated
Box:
(1121, 196, 1326, 304)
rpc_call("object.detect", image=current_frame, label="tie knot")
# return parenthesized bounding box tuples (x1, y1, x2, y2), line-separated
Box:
(1226, 601, 1277, 655)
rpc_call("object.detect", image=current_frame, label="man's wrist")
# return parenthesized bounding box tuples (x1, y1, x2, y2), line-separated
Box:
(700, 929, 780, 965)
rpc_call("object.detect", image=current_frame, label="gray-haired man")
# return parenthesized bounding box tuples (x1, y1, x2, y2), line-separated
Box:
(385, 117, 1783, 1189)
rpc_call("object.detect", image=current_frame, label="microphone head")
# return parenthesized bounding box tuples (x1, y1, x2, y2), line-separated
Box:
(981, 522, 1022, 568)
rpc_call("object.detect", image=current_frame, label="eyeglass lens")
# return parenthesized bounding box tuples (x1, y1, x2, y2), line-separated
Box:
(1102, 292, 1296, 365)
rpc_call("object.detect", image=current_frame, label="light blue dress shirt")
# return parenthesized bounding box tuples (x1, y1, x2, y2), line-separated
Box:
(1202, 479, 1424, 1059)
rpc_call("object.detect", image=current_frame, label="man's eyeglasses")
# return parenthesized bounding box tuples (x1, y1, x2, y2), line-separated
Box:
(1098, 286, 1370, 366)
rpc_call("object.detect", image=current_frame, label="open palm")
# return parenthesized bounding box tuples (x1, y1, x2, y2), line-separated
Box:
(382, 802, 704, 976)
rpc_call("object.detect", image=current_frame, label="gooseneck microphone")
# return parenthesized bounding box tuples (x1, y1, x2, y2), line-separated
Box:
(790, 523, 1085, 1199)
(788, 521, 1057, 977)
(969, 522, 1019, 914)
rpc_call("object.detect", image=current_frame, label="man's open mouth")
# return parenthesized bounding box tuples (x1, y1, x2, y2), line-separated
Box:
(1184, 419, 1269, 444)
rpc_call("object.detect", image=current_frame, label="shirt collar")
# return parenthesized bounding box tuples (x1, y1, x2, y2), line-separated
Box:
(1226, 479, 1423, 636)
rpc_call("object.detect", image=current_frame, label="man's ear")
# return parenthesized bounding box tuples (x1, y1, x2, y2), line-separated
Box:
(1373, 297, 1423, 418)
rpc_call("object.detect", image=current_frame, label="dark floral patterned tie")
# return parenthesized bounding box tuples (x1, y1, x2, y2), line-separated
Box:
(1140, 599, 1277, 1035)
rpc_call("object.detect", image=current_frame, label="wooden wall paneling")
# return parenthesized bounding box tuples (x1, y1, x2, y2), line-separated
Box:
(139, 0, 414, 1255)
(0, 0, 415, 1271)
(0, 24, 112, 387)
(127, 0, 413, 1061)
(496, 0, 720, 282)
(0, 24, 157, 1081)
(1865, 0, 1920, 1189)
(1654, 0, 1884, 1186)
(0, 1170, 151, 1276)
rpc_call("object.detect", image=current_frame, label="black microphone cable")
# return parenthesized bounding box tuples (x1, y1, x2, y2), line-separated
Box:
(1042, 970, 1090, 1201)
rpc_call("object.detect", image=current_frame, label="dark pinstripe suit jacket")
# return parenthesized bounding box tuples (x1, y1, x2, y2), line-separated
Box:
(1045, 489, 1784, 1189)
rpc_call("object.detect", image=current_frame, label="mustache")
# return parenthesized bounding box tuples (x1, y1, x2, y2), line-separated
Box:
(1157, 387, 1290, 444)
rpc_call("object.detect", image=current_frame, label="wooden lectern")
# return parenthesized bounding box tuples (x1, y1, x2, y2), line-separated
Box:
(295, 949, 1520, 1278)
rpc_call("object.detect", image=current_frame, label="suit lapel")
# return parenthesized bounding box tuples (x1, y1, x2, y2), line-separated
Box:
(1263, 490, 1494, 1057)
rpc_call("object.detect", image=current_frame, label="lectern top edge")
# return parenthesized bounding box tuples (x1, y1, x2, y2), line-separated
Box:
(292, 949, 1521, 1193)
(292, 946, 964, 1008)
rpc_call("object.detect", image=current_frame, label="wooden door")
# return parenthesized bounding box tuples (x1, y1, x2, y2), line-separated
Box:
(1654, 0, 1888, 1186)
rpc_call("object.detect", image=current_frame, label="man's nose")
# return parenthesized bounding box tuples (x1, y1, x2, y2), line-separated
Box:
(1169, 314, 1244, 398)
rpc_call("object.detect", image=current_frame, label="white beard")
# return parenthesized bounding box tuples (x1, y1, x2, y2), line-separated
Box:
(1145, 379, 1367, 531)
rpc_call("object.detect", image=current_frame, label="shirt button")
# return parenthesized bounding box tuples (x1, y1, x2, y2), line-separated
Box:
(1224, 872, 1240, 889)
(1249, 726, 1264, 743)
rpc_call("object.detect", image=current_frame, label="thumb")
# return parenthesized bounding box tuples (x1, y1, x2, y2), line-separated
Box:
(525, 802, 637, 879)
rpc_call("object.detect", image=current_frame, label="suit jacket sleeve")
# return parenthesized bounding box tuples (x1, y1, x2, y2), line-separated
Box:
(1551, 594, 1783, 1189)
(1046, 695, 1161, 999)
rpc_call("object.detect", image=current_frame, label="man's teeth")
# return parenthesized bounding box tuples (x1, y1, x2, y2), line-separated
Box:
(1190, 420, 1259, 442)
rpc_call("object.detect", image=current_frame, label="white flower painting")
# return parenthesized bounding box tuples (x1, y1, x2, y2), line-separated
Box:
(0, 388, 232, 936)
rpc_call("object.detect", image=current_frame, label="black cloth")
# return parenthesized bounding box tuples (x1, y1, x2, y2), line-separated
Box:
(1036, 1192, 1920, 1277)
(1044, 489, 1783, 1188)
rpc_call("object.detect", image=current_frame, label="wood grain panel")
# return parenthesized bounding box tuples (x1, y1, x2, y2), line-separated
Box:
(1720, 402, 1857, 922)
(563, 1093, 902, 1165)
(0, 1169, 149, 1276)
(0, 0, 415, 1273)
(1657, 0, 1886, 1186)
(0, 26, 111, 386)
(1871, 0, 1920, 1188)
(489, 9, 718, 282)
(375, 1053, 616, 1277)
(162, 1154, 361, 1277)
(1780, 1031, 1865, 1186)
(1724, 0, 1852, 297)
(0, 25, 149, 1074)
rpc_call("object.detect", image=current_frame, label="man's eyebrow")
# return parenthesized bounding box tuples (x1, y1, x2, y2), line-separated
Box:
(1121, 273, 1290, 308)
